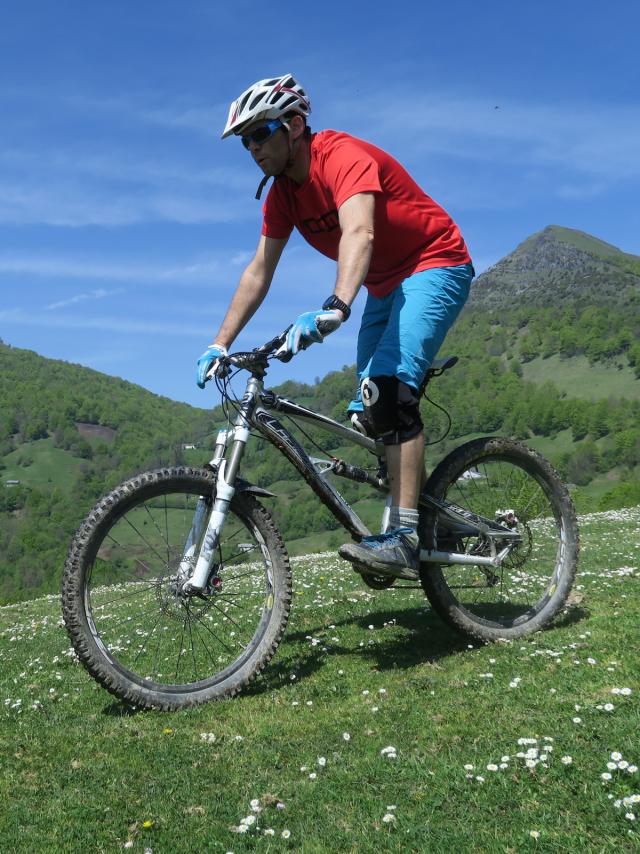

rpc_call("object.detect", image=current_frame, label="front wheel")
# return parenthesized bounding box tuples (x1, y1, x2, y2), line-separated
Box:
(419, 438, 579, 641)
(61, 467, 292, 709)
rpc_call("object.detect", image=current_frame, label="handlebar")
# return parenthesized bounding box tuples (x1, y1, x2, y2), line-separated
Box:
(207, 320, 340, 380)
(206, 327, 291, 381)
(207, 320, 336, 381)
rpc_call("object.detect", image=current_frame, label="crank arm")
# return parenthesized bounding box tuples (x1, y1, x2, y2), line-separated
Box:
(420, 544, 514, 567)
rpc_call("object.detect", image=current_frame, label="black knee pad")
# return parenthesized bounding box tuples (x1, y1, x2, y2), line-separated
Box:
(360, 375, 423, 445)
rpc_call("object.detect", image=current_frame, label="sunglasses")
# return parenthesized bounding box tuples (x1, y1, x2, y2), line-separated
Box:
(241, 119, 284, 149)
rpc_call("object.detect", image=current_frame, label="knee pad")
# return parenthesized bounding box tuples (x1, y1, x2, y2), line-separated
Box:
(360, 376, 423, 445)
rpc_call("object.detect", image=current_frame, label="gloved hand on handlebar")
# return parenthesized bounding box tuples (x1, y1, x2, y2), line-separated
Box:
(196, 343, 228, 388)
(284, 309, 343, 356)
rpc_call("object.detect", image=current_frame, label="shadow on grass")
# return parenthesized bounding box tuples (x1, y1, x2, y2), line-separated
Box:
(551, 605, 590, 630)
(245, 603, 469, 698)
(102, 700, 146, 717)
(248, 601, 592, 697)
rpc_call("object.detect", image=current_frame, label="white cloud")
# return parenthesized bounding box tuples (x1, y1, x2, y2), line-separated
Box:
(0, 250, 249, 284)
(61, 92, 226, 137)
(3, 84, 638, 231)
(46, 288, 125, 310)
(0, 307, 211, 337)
(0, 132, 259, 226)
(0, 177, 256, 227)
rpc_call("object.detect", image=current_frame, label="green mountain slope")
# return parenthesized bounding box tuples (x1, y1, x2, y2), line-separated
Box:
(2, 225, 640, 604)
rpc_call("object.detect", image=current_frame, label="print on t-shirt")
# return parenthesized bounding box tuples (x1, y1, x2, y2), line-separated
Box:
(302, 209, 340, 234)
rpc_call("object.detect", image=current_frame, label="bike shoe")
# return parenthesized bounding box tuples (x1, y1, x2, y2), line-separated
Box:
(338, 527, 420, 581)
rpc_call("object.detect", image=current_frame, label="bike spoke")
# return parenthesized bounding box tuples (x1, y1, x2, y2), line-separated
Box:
(189, 610, 237, 655)
(187, 616, 219, 674)
(121, 515, 172, 567)
(92, 580, 160, 608)
(142, 501, 172, 555)
(131, 609, 165, 667)
(207, 600, 252, 648)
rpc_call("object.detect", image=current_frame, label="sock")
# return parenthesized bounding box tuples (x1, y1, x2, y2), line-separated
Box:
(389, 506, 420, 548)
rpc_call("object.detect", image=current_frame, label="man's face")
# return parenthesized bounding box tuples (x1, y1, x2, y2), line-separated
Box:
(241, 120, 289, 176)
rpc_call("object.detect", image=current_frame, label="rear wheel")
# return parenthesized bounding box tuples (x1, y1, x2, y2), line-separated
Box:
(61, 467, 291, 709)
(419, 438, 579, 641)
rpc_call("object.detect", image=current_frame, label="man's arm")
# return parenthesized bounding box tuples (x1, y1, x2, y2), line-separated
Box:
(212, 234, 289, 349)
(279, 193, 375, 356)
(333, 192, 375, 314)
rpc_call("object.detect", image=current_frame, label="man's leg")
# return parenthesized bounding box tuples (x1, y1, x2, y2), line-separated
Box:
(385, 431, 425, 509)
(340, 263, 473, 578)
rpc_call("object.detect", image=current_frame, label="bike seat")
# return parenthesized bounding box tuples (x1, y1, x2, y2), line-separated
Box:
(427, 356, 458, 377)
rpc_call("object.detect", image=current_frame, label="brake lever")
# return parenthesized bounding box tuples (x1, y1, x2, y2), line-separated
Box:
(274, 325, 294, 361)
(205, 359, 232, 381)
(274, 319, 333, 362)
(275, 346, 294, 363)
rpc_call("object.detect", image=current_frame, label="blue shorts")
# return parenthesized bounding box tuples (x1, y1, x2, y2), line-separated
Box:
(348, 262, 473, 412)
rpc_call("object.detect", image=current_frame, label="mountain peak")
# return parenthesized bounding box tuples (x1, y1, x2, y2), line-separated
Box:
(469, 225, 640, 309)
(522, 225, 632, 259)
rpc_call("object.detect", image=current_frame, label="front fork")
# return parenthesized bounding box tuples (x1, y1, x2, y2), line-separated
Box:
(181, 381, 257, 593)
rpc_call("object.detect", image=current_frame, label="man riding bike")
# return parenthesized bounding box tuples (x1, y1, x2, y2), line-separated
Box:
(196, 74, 474, 580)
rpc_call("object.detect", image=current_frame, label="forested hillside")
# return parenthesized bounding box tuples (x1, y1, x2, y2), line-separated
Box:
(0, 343, 212, 601)
(1, 225, 639, 603)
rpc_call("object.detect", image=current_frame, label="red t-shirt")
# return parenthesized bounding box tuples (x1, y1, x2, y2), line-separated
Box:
(261, 130, 471, 297)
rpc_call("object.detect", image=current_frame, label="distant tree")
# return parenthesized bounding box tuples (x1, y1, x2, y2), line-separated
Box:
(565, 442, 601, 486)
(518, 333, 537, 363)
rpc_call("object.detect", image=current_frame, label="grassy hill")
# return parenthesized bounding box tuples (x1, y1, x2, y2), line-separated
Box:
(521, 354, 640, 401)
(1, 507, 638, 851)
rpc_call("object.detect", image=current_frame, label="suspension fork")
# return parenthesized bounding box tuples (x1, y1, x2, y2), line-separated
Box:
(182, 378, 260, 593)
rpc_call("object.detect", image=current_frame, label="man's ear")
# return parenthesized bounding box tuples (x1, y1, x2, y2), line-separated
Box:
(288, 114, 306, 141)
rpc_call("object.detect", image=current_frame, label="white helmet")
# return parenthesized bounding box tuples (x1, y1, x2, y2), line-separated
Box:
(221, 74, 311, 139)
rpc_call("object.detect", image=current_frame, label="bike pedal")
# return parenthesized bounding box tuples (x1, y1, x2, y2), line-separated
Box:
(348, 558, 418, 583)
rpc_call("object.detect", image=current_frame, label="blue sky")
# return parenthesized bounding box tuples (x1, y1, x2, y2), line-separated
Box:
(2, 1, 639, 407)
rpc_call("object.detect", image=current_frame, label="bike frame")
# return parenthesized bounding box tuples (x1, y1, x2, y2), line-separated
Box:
(184, 372, 522, 592)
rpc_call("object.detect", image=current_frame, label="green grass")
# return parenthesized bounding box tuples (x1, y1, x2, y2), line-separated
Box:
(522, 355, 640, 401)
(1, 438, 83, 492)
(525, 429, 576, 460)
(1, 507, 639, 852)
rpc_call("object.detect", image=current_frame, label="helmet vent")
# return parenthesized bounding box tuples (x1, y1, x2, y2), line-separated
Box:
(237, 92, 252, 113)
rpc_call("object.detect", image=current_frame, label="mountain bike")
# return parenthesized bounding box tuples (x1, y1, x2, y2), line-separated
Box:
(61, 329, 579, 710)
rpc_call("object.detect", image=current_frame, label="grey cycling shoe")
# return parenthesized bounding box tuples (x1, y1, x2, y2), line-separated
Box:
(339, 527, 420, 581)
